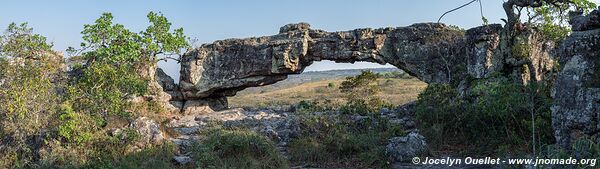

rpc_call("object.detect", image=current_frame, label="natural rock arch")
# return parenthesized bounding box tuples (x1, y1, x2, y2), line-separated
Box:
(154, 22, 553, 115)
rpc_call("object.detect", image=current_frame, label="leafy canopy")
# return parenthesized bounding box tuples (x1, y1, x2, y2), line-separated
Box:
(339, 71, 391, 115)
(66, 11, 189, 125)
(0, 23, 63, 168)
(0, 22, 53, 59)
(68, 12, 189, 65)
(508, 0, 598, 41)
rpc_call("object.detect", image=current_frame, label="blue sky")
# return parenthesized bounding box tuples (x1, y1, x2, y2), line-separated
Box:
(1, 0, 596, 79)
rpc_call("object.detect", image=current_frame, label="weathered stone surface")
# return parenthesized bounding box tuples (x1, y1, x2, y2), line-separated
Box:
(177, 22, 555, 101)
(130, 117, 165, 146)
(180, 96, 228, 115)
(179, 23, 468, 99)
(166, 105, 421, 165)
(466, 24, 503, 79)
(156, 68, 177, 92)
(552, 28, 600, 148)
(569, 8, 600, 31)
(386, 132, 428, 163)
(173, 156, 192, 165)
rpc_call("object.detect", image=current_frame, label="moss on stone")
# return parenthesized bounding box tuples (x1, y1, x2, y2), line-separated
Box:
(511, 42, 532, 59)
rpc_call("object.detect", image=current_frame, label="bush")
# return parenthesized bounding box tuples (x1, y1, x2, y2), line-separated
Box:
(191, 128, 288, 169)
(295, 99, 336, 114)
(415, 79, 554, 155)
(414, 83, 466, 148)
(288, 112, 404, 168)
(339, 71, 392, 115)
(0, 23, 64, 168)
(0, 12, 190, 168)
(542, 137, 600, 168)
(83, 143, 176, 169)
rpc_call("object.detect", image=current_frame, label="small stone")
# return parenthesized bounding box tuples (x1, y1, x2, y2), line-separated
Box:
(173, 156, 192, 165)
(130, 117, 165, 145)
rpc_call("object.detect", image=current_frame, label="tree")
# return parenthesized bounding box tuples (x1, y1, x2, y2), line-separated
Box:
(339, 71, 390, 115)
(503, 0, 597, 39)
(68, 12, 189, 65)
(63, 12, 190, 142)
(0, 23, 63, 168)
(0, 23, 53, 59)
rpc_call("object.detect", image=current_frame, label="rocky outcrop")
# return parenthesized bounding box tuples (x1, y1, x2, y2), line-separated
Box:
(466, 24, 504, 79)
(173, 22, 555, 104)
(178, 23, 467, 100)
(569, 7, 600, 31)
(165, 104, 421, 166)
(140, 22, 556, 118)
(552, 27, 600, 148)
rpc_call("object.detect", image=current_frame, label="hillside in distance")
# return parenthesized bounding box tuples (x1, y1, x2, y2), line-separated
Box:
(229, 68, 427, 108)
(236, 68, 404, 94)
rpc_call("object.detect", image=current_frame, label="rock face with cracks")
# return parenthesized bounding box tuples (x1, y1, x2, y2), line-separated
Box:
(163, 22, 554, 115)
(178, 23, 467, 100)
(552, 27, 600, 149)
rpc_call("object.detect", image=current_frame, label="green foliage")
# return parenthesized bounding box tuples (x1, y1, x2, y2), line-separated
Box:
(69, 12, 189, 65)
(512, 41, 532, 59)
(190, 128, 288, 169)
(414, 84, 466, 148)
(339, 71, 392, 115)
(296, 99, 337, 114)
(482, 16, 489, 25)
(528, 0, 597, 42)
(288, 112, 404, 168)
(57, 102, 94, 144)
(65, 11, 190, 120)
(327, 82, 336, 88)
(0, 23, 62, 168)
(542, 137, 600, 168)
(470, 78, 554, 152)
(68, 63, 147, 118)
(415, 79, 554, 155)
(0, 22, 53, 59)
(84, 143, 176, 169)
(538, 22, 572, 42)
(0, 13, 190, 168)
(142, 11, 189, 58)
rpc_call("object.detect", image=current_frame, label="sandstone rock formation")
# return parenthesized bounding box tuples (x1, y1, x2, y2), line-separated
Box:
(178, 23, 466, 101)
(154, 22, 554, 115)
(552, 25, 600, 148)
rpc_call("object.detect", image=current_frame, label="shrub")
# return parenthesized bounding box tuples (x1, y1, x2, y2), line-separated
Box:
(288, 112, 403, 168)
(327, 82, 336, 88)
(84, 143, 176, 169)
(295, 99, 336, 114)
(415, 79, 553, 155)
(542, 137, 600, 168)
(0, 22, 64, 168)
(0, 12, 190, 168)
(191, 128, 288, 169)
(414, 83, 466, 148)
(339, 71, 392, 115)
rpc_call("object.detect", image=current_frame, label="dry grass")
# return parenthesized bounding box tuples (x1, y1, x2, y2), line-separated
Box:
(229, 78, 427, 108)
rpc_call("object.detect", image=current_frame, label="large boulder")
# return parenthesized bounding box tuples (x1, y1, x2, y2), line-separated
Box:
(386, 132, 428, 163)
(552, 28, 600, 148)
